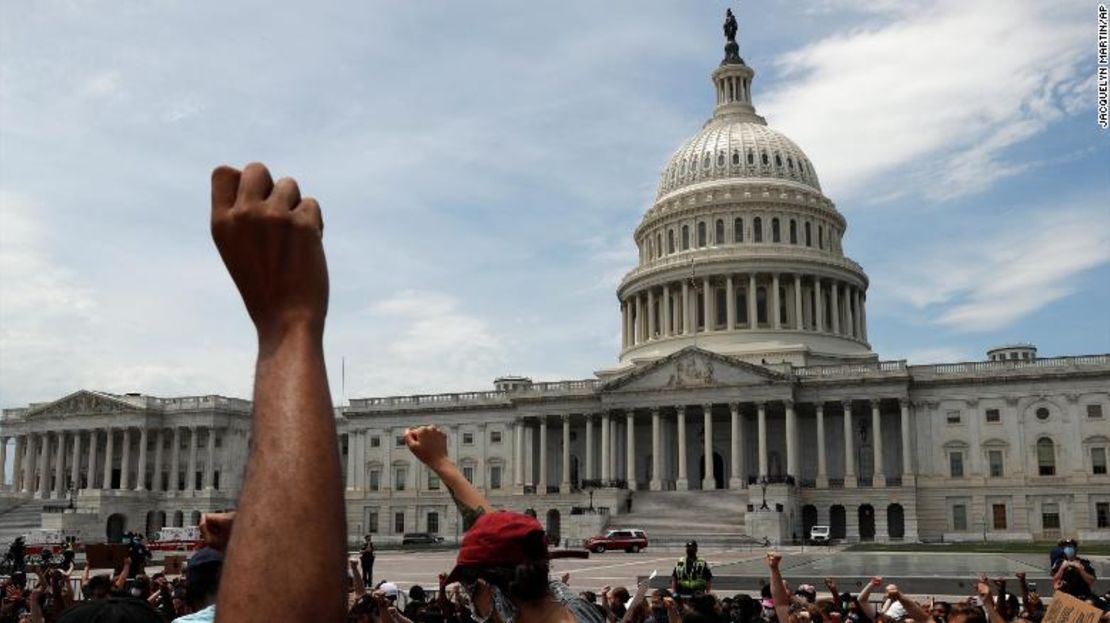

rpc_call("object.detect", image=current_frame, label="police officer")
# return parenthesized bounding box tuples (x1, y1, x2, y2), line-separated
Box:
(671, 540, 712, 597)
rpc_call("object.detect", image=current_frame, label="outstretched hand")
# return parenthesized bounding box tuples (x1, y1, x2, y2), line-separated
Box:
(210, 163, 328, 339)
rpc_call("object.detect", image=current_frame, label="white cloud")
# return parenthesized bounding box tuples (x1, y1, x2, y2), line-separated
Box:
(761, 0, 1088, 202)
(880, 206, 1110, 331)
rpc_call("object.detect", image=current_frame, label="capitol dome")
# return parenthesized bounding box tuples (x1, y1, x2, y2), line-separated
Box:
(656, 121, 822, 199)
(607, 14, 876, 374)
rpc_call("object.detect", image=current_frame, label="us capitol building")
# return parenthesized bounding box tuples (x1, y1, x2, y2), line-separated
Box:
(2, 16, 1108, 547)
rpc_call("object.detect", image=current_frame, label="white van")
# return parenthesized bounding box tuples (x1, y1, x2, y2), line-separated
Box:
(809, 525, 830, 544)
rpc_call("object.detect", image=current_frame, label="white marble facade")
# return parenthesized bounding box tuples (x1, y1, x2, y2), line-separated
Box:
(2, 24, 1109, 546)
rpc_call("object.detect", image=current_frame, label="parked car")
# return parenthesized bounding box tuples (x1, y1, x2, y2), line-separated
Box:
(583, 529, 648, 553)
(809, 525, 830, 544)
(401, 532, 445, 546)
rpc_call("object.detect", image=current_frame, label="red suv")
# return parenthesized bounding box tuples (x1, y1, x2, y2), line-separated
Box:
(583, 529, 648, 553)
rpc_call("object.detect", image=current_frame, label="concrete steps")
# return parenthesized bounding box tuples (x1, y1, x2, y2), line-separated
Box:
(0, 498, 43, 545)
(609, 490, 757, 548)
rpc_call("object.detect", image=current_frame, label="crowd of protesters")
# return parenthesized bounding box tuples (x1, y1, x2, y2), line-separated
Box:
(3, 164, 1107, 622)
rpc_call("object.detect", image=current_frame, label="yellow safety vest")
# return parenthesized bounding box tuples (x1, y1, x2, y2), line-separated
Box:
(674, 557, 708, 592)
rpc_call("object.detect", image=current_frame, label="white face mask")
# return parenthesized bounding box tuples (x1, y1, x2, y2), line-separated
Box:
(130, 587, 143, 597)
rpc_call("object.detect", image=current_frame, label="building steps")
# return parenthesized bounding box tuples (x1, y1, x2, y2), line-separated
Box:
(608, 489, 758, 548)
(0, 498, 44, 544)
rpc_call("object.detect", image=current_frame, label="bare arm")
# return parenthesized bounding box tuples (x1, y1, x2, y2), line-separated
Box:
(888, 586, 931, 623)
(858, 577, 882, 619)
(975, 578, 1006, 623)
(405, 426, 492, 531)
(210, 163, 345, 623)
(766, 552, 790, 623)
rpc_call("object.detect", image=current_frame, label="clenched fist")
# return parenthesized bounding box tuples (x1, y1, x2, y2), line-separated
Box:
(211, 163, 328, 339)
(404, 426, 450, 473)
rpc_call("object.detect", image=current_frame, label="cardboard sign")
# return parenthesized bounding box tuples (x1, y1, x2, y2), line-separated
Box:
(1042, 591, 1104, 623)
(162, 555, 185, 576)
(84, 544, 128, 571)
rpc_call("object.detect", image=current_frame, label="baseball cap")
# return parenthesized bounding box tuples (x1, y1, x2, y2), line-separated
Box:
(379, 582, 400, 599)
(445, 511, 548, 583)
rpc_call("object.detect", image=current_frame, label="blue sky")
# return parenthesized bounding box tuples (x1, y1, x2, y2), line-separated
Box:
(1, 0, 1108, 411)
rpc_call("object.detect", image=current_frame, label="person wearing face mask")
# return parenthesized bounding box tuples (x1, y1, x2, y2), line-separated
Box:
(407, 425, 603, 623)
(1050, 539, 1097, 601)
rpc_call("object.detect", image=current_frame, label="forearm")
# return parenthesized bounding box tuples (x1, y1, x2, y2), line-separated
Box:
(896, 594, 932, 623)
(768, 567, 790, 623)
(217, 328, 345, 623)
(434, 461, 492, 531)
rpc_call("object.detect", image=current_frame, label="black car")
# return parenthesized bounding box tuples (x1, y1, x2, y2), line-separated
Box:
(401, 532, 445, 545)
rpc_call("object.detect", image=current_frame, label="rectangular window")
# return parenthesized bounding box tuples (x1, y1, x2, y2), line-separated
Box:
(394, 468, 407, 491)
(370, 436, 381, 448)
(992, 504, 1007, 530)
(368, 511, 379, 534)
(1097, 503, 1109, 529)
(462, 432, 474, 445)
(988, 450, 1004, 477)
(427, 512, 439, 534)
(395, 436, 405, 447)
(953, 504, 967, 531)
(490, 466, 503, 490)
(1092, 448, 1107, 475)
(428, 473, 441, 490)
(946, 410, 961, 424)
(1042, 503, 1060, 530)
(369, 469, 381, 492)
(462, 466, 474, 484)
(985, 409, 1000, 423)
(490, 430, 503, 444)
(394, 512, 405, 534)
(949, 452, 964, 478)
(1088, 404, 1104, 419)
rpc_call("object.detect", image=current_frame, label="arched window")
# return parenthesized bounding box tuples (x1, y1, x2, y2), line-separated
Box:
(818, 226, 824, 249)
(790, 219, 798, 244)
(753, 217, 763, 243)
(756, 287, 768, 325)
(747, 151, 754, 165)
(787, 157, 794, 170)
(680, 160, 686, 175)
(717, 152, 725, 167)
(732, 151, 740, 165)
(775, 154, 783, 168)
(737, 288, 749, 324)
(681, 225, 690, 250)
(716, 288, 727, 328)
(734, 218, 744, 242)
(761, 151, 769, 166)
(703, 153, 711, 170)
(667, 230, 675, 253)
(697, 222, 707, 247)
(772, 218, 781, 243)
(805, 222, 812, 247)
(715, 219, 725, 244)
(1037, 438, 1056, 475)
(656, 233, 662, 257)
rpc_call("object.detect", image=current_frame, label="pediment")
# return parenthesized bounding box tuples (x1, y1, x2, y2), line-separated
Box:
(603, 347, 785, 393)
(26, 390, 136, 418)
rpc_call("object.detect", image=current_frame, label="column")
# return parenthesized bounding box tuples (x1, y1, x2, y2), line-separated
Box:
(772, 273, 781, 329)
(816, 404, 829, 488)
(900, 400, 914, 485)
(702, 404, 714, 490)
(675, 406, 688, 490)
(86, 431, 98, 491)
(651, 409, 662, 491)
(682, 281, 692, 335)
(662, 284, 672, 336)
(725, 275, 735, 330)
(626, 411, 637, 489)
(729, 403, 743, 489)
(584, 415, 595, 481)
(37, 432, 50, 498)
(610, 416, 619, 480)
(843, 402, 856, 487)
(513, 420, 524, 488)
(11, 436, 23, 492)
(152, 430, 164, 492)
(561, 415, 571, 493)
(702, 277, 712, 331)
(860, 293, 868, 341)
(785, 401, 798, 480)
(120, 428, 132, 491)
(136, 428, 149, 491)
(70, 431, 82, 491)
(757, 403, 768, 478)
(600, 413, 611, 482)
(853, 289, 862, 338)
(871, 400, 885, 487)
(748, 274, 758, 328)
(205, 427, 217, 490)
(53, 431, 66, 498)
(0, 437, 7, 491)
(170, 428, 182, 492)
(102, 429, 115, 491)
(647, 290, 656, 340)
(537, 417, 548, 494)
(794, 274, 804, 330)
(634, 295, 644, 344)
(187, 427, 198, 492)
(815, 277, 824, 332)
(845, 286, 855, 338)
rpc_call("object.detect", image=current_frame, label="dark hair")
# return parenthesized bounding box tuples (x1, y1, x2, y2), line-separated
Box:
(57, 597, 164, 623)
(410, 585, 427, 602)
(185, 562, 222, 610)
(87, 575, 112, 595)
(453, 530, 550, 604)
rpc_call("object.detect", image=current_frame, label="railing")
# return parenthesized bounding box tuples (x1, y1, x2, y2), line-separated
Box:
(579, 479, 628, 490)
(517, 380, 602, 394)
(911, 354, 1110, 379)
(798, 479, 817, 489)
(857, 477, 873, 487)
(546, 485, 561, 494)
(746, 475, 796, 486)
(827, 478, 844, 489)
(795, 360, 907, 378)
(886, 477, 902, 487)
(350, 391, 508, 409)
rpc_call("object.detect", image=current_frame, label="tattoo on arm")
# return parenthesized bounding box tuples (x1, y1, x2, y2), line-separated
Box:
(451, 490, 487, 531)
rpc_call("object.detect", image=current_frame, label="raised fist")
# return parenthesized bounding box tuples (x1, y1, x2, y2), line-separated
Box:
(210, 163, 328, 338)
(870, 576, 883, 587)
(200, 511, 236, 552)
(404, 426, 450, 472)
(766, 552, 782, 569)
